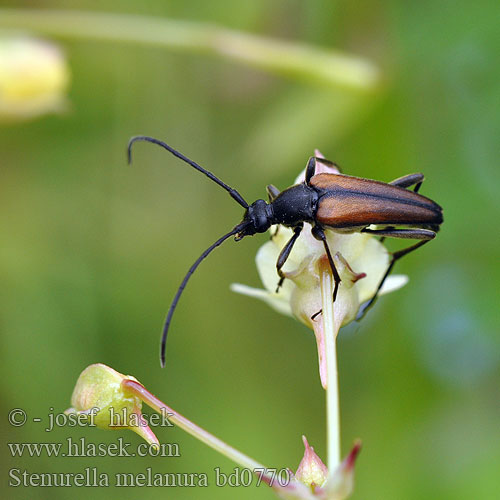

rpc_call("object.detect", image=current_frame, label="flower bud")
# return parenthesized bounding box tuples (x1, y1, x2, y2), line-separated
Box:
(0, 37, 70, 120)
(66, 363, 159, 447)
(275, 438, 361, 500)
(323, 441, 361, 500)
(295, 436, 328, 490)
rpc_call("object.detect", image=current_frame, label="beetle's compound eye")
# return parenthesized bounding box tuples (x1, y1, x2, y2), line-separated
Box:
(254, 213, 270, 232)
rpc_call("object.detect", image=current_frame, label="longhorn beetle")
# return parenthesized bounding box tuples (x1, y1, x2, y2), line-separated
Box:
(128, 136, 443, 367)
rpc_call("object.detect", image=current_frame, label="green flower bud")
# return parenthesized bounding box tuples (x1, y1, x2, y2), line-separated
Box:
(66, 363, 159, 447)
(0, 37, 70, 121)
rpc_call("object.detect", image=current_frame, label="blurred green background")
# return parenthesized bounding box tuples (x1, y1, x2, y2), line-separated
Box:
(1, 1, 499, 499)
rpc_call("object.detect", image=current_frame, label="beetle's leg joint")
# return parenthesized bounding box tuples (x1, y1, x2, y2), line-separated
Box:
(311, 309, 322, 321)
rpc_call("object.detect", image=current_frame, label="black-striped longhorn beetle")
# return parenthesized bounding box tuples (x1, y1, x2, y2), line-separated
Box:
(128, 136, 443, 366)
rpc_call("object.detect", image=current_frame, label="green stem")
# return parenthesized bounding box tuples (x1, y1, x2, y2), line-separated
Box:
(0, 8, 380, 91)
(320, 259, 341, 471)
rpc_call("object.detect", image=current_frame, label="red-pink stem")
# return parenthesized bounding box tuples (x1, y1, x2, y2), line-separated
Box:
(122, 379, 267, 473)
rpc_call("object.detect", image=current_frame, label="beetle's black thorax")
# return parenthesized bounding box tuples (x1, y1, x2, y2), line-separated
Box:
(241, 183, 319, 236)
(269, 183, 318, 227)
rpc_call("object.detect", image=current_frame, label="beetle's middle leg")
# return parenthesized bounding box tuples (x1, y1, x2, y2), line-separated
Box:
(311, 226, 342, 302)
(305, 156, 342, 184)
(275, 223, 303, 293)
(357, 227, 436, 319)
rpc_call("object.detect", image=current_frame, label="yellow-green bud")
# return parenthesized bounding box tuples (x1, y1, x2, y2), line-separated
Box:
(66, 363, 159, 447)
(0, 37, 70, 120)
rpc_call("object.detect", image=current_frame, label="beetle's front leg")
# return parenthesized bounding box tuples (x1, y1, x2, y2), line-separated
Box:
(266, 184, 280, 202)
(275, 223, 303, 293)
(311, 225, 341, 302)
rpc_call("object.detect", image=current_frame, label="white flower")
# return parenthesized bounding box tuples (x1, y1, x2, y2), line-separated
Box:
(0, 37, 70, 120)
(231, 151, 408, 387)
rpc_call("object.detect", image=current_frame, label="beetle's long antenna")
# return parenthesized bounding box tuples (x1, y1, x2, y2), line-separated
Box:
(128, 135, 249, 209)
(160, 221, 250, 367)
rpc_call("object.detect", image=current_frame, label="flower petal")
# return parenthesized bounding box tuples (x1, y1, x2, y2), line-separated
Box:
(379, 274, 409, 295)
(230, 283, 292, 316)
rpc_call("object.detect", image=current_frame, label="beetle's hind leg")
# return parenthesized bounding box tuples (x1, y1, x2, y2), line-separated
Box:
(356, 227, 436, 320)
(275, 224, 303, 293)
(389, 173, 424, 193)
(380, 175, 424, 242)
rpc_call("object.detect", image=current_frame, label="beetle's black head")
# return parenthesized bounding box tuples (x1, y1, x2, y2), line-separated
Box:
(237, 199, 274, 239)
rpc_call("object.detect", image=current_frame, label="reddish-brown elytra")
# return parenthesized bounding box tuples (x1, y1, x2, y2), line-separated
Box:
(128, 136, 443, 366)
